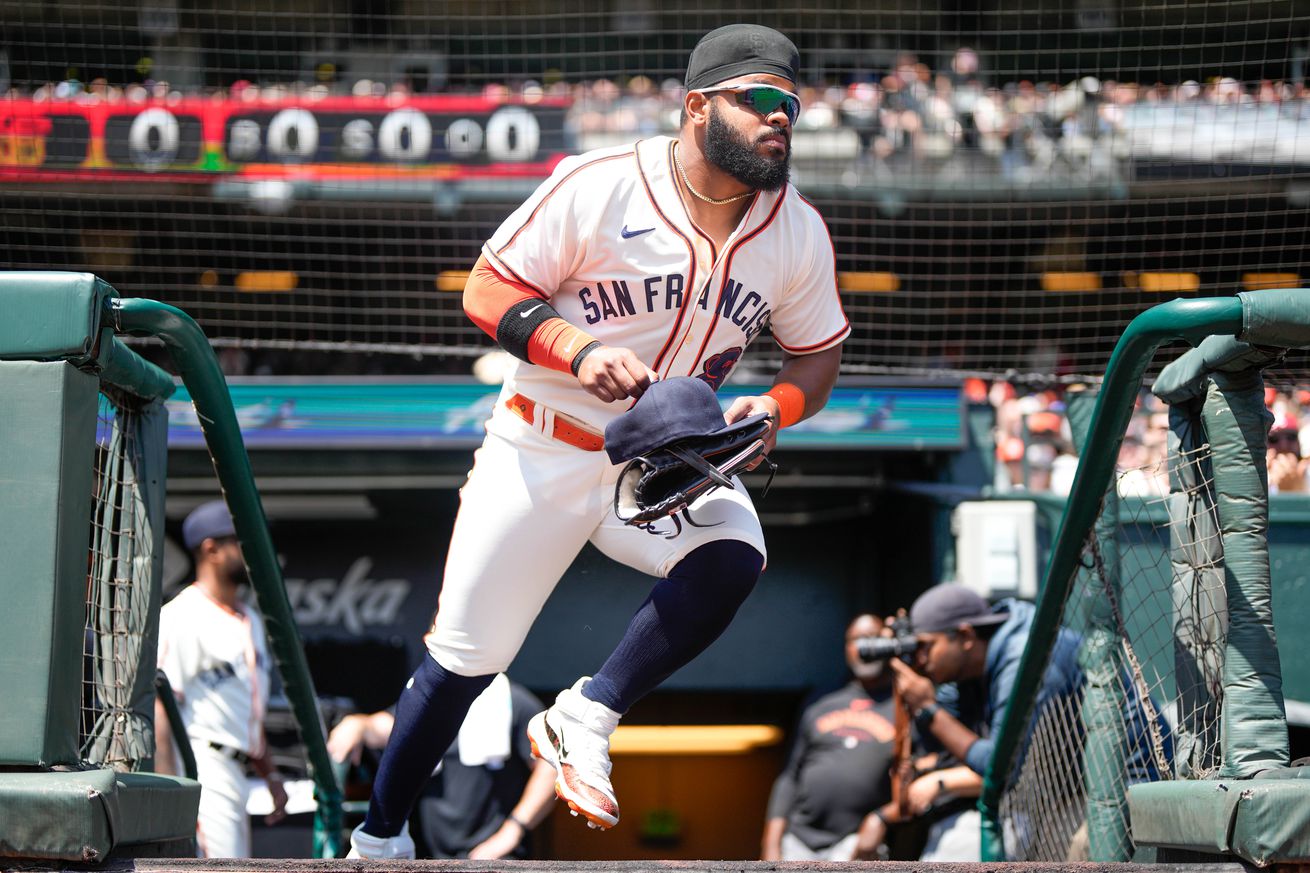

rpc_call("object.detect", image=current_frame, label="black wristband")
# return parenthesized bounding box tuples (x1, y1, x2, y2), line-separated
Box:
(507, 813, 530, 834)
(914, 702, 940, 733)
(496, 297, 561, 363)
(570, 340, 603, 375)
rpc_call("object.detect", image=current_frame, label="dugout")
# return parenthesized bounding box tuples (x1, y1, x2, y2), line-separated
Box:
(159, 375, 971, 859)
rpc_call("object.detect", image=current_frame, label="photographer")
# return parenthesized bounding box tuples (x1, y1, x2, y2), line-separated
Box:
(890, 584, 1171, 858)
(888, 586, 1024, 779)
(761, 614, 898, 861)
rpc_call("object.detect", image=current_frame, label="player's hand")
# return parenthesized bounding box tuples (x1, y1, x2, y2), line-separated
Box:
(851, 811, 887, 860)
(906, 772, 944, 815)
(723, 394, 782, 468)
(468, 819, 525, 859)
(889, 658, 937, 714)
(265, 773, 289, 825)
(576, 346, 656, 403)
(326, 714, 368, 766)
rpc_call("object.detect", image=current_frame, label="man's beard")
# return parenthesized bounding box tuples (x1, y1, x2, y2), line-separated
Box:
(226, 562, 251, 589)
(704, 104, 790, 192)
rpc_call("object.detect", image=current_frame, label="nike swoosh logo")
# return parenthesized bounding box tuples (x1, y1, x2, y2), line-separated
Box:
(519, 304, 543, 318)
(621, 225, 654, 239)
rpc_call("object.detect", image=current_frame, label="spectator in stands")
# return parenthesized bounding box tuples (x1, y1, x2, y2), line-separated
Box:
(327, 674, 557, 859)
(761, 614, 898, 862)
(1266, 413, 1308, 494)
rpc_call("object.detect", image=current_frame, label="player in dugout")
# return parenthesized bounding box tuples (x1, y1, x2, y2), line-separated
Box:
(346, 23, 850, 859)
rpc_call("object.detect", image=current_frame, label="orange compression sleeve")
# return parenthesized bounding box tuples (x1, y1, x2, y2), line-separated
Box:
(463, 255, 600, 375)
(526, 318, 601, 375)
(463, 254, 542, 338)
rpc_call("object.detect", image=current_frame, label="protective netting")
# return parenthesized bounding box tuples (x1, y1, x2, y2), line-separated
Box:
(998, 420, 1226, 860)
(82, 386, 157, 772)
(2, 1, 1308, 380)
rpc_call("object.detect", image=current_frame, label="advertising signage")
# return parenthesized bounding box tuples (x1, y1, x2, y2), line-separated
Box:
(0, 95, 571, 182)
(157, 379, 965, 451)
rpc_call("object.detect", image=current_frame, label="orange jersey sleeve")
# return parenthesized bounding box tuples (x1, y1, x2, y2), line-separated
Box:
(463, 255, 599, 375)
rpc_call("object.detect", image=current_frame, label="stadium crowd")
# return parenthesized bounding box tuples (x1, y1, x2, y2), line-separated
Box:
(563, 48, 1310, 179)
(986, 378, 1310, 497)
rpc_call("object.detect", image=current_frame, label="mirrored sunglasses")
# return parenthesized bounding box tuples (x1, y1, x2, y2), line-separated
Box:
(698, 84, 801, 125)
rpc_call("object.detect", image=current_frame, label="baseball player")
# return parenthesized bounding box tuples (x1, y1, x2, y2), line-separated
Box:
(155, 501, 288, 858)
(349, 23, 849, 859)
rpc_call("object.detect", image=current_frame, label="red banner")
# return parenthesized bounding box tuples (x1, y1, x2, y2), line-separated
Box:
(0, 95, 572, 183)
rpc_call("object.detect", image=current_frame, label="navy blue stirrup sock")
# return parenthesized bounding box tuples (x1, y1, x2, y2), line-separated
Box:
(584, 540, 763, 714)
(361, 655, 493, 837)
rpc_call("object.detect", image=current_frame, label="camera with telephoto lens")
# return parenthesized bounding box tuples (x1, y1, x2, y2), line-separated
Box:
(855, 614, 918, 664)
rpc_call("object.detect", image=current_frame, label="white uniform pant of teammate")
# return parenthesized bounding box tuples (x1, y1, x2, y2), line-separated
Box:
(426, 398, 768, 676)
(194, 745, 253, 858)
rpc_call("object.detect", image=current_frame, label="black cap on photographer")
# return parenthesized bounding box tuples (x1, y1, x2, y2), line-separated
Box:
(910, 584, 1010, 634)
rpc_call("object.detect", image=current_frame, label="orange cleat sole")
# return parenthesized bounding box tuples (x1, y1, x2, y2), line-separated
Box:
(561, 790, 613, 830)
(529, 723, 615, 830)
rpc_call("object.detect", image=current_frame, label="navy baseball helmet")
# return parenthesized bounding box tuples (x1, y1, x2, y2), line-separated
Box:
(604, 377, 768, 465)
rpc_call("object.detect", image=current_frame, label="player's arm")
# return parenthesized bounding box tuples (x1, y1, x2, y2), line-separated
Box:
(327, 709, 395, 765)
(249, 731, 288, 825)
(761, 766, 798, 860)
(723, 345, 842, 454)
(760, 816, 787, 861)
(463, 255, 654, 402)
(468, 757, 558, 859)
(905, 764, 981, 816)
(153, 695, 178, 776)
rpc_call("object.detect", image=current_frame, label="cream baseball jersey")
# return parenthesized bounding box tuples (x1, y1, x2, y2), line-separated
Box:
(482, 135, 850, 426)
(158, 585, 270, 756)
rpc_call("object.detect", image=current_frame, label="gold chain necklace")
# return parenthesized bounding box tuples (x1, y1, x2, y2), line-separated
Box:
(673, 146, 754, 206)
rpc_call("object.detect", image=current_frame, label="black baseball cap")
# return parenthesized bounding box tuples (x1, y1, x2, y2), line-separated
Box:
(604, 377, 768, 464)
(685, 24, 800, 91)
(910, 584, 1010, 634)
(182, 500, 237, 551)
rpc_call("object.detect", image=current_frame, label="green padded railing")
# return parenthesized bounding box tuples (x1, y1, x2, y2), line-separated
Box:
(981, 287, 1310, 859)
(978, 297, 1244, 860)
(107, 297, 343, 858)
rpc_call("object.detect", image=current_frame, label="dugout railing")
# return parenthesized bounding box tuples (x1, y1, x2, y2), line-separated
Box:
(0, 272, 342, 861)
(979, 290, 1310, 865)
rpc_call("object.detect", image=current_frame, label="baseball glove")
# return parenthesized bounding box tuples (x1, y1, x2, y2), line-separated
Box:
(613, 414, 775, 525)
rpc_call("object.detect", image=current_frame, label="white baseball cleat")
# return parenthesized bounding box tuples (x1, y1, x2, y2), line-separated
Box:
(527, 676, 622, 830)
(345, 822, 416, 859)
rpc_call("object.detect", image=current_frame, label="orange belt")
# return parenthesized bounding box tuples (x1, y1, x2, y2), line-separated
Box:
(506, 393, 605, 452)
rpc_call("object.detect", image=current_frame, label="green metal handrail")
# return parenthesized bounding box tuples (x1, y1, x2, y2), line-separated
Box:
(978, 297, 1243, 860)
(108, 298, 343, 859)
